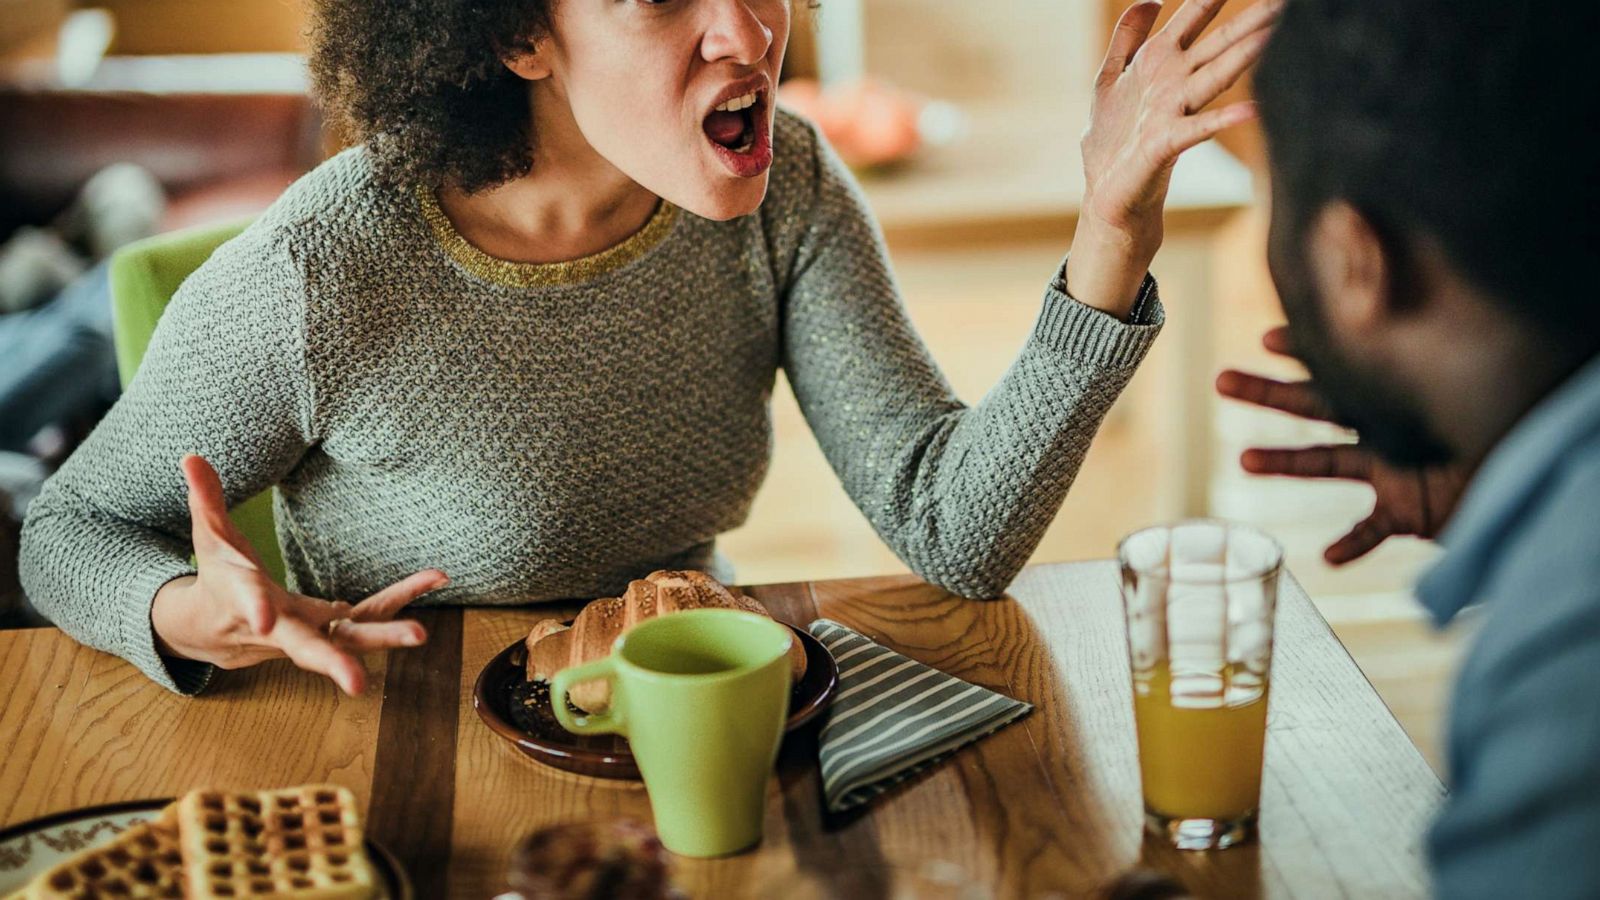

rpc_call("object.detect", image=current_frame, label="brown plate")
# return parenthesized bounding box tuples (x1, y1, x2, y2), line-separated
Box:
(473, 623, 837, 779)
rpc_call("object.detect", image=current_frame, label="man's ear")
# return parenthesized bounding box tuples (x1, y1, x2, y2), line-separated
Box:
(1306, 201, 1395, 337)
(503, 38, 553, 81)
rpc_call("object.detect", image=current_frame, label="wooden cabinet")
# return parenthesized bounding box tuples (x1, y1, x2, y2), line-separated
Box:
(95, 0, 308, 55)
(0, 0, 67, 56)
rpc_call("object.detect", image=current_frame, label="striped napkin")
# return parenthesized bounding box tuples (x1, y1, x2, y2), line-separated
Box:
(807, 618, 1033, 813)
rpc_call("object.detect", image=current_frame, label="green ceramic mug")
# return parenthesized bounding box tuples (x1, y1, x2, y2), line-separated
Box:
(551, 608, 795, 857)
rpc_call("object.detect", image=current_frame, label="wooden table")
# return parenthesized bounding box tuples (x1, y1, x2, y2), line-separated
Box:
(0, 562, 1441, 898)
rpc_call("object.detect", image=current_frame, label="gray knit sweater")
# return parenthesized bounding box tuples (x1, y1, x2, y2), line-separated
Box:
(19, 112, 1162, 694)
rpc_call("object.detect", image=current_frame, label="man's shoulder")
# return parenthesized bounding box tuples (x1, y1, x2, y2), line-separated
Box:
(1459, 445, 1600, 682)
(1510, 438, 1600, 590)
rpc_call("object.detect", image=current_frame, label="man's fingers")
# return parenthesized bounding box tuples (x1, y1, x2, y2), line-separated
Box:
(1261, 325, 1295, 357)
(272, 615, 367, 695)
(1184, 28, 1271, 113)
(1216, 370, 1338, 422)
(351, 569, 450, 623)
(1166, 0, 1230, 49)
(1240, 444, 1373, 481)
(1186, 0, 1282, 67)
(330, 619, 428, 653)
(1098, 1, 1164, 85)
(1325, 516, 1391, 565)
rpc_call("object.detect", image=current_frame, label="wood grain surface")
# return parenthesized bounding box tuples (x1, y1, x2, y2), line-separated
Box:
(368, 608, 462, 899)
(0, 562, 1441, 898)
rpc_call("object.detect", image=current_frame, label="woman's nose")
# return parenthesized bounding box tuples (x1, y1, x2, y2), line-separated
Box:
(701, 0, 775, 66)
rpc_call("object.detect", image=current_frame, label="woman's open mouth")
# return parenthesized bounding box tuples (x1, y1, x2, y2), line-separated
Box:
(702, 84, 774, 178)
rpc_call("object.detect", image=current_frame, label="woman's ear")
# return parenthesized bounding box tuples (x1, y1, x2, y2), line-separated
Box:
(1307, 201, 1394, 339)
(503, 38, 553, 81)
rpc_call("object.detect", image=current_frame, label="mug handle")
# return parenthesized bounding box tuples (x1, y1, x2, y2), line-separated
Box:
(550, 658, 625, 736)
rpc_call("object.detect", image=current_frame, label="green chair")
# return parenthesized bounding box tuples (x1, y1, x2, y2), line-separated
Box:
(109, 220, 287, 583)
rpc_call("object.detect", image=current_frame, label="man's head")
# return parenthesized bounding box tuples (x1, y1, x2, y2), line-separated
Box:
(1254, 0, 1598, 466)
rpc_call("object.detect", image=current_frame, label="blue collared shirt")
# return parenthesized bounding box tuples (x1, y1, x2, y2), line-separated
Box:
(1416, 354, 1600, 900)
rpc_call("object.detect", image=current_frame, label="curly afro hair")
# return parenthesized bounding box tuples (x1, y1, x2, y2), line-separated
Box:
(307, 0, 552, 193)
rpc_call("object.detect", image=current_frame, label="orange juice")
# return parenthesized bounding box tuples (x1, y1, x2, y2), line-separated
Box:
(1133, 661, 1268, 820)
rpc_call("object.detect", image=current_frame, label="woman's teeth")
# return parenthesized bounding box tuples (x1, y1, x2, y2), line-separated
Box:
(704, 91, 761, 153)
(715, 92, 759, 113)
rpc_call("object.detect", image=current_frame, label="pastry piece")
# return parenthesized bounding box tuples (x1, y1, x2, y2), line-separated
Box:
(505, 819, 681, 900)
(525, 570, 807, 712)
(522, 618, 572, 680)
(175, 785, 377, 900)
(22, 805, 185, 899)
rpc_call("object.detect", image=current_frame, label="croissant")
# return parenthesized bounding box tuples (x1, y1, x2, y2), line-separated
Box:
(525, 570, 808, 713)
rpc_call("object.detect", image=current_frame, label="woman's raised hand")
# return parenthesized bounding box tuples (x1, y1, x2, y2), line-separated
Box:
(1065, 0, 1282, 316)
(150, 454, 446, 694)
(1217, 328, 1473, 564)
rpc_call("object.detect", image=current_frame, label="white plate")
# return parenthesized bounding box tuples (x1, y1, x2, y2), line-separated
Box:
(0, 799, 410, 898)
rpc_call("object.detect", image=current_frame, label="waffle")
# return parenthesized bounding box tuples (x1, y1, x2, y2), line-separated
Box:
(175, 785, 377, 900)
(22, 805, 185, 899)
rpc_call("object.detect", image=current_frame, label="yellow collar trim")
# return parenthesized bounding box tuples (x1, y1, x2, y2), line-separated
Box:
(417, 186, 679, 289)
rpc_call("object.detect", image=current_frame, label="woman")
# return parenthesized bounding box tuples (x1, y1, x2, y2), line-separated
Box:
(19, 0, 1277, 695)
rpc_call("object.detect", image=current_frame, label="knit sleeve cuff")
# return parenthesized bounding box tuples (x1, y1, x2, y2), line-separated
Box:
(1029, 257, 1164, 368)
(118, 560, 214, 696)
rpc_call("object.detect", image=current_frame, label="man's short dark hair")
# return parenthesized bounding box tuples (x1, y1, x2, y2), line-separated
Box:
(1254, 0, 1599, 346)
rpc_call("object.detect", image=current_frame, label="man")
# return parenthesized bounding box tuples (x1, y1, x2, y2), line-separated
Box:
(1217, 1, 1599, 896)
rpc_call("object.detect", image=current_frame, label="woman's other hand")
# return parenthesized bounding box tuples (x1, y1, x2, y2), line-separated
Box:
(1066, 0, 1282, 317)
(150, 454, 446, 694)
(1217, 327, 1472, 564)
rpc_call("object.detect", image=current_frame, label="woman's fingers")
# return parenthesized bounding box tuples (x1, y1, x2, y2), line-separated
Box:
(283, 594, 355, 628)
(239, 590, 277, 637)
(1216, 370, 1338, 421)
(1098, 1, 1164, 86)
(279, 593, 424, 649)
(329, 619, 428, 653)
(284, 583, 434, 644)
(180, 454, 264, 569)
(272, 614, 368, 695)
(1162, 100, 1258, 159)
(1325, 515, 1391, 565)
(1241, 443, 1373, 481)
(1165, 0, 1231, 50)
(181, 454, 233, 555)
(235, 588, 424, 690)
(351, 569, 449, 622)
(1184, 28, 1272, 113)
(1186, 0, 1283, 68)
(183, 454, 277, 634)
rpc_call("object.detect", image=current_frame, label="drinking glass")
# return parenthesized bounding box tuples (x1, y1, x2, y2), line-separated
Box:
(1118, 519, 1283, 850)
